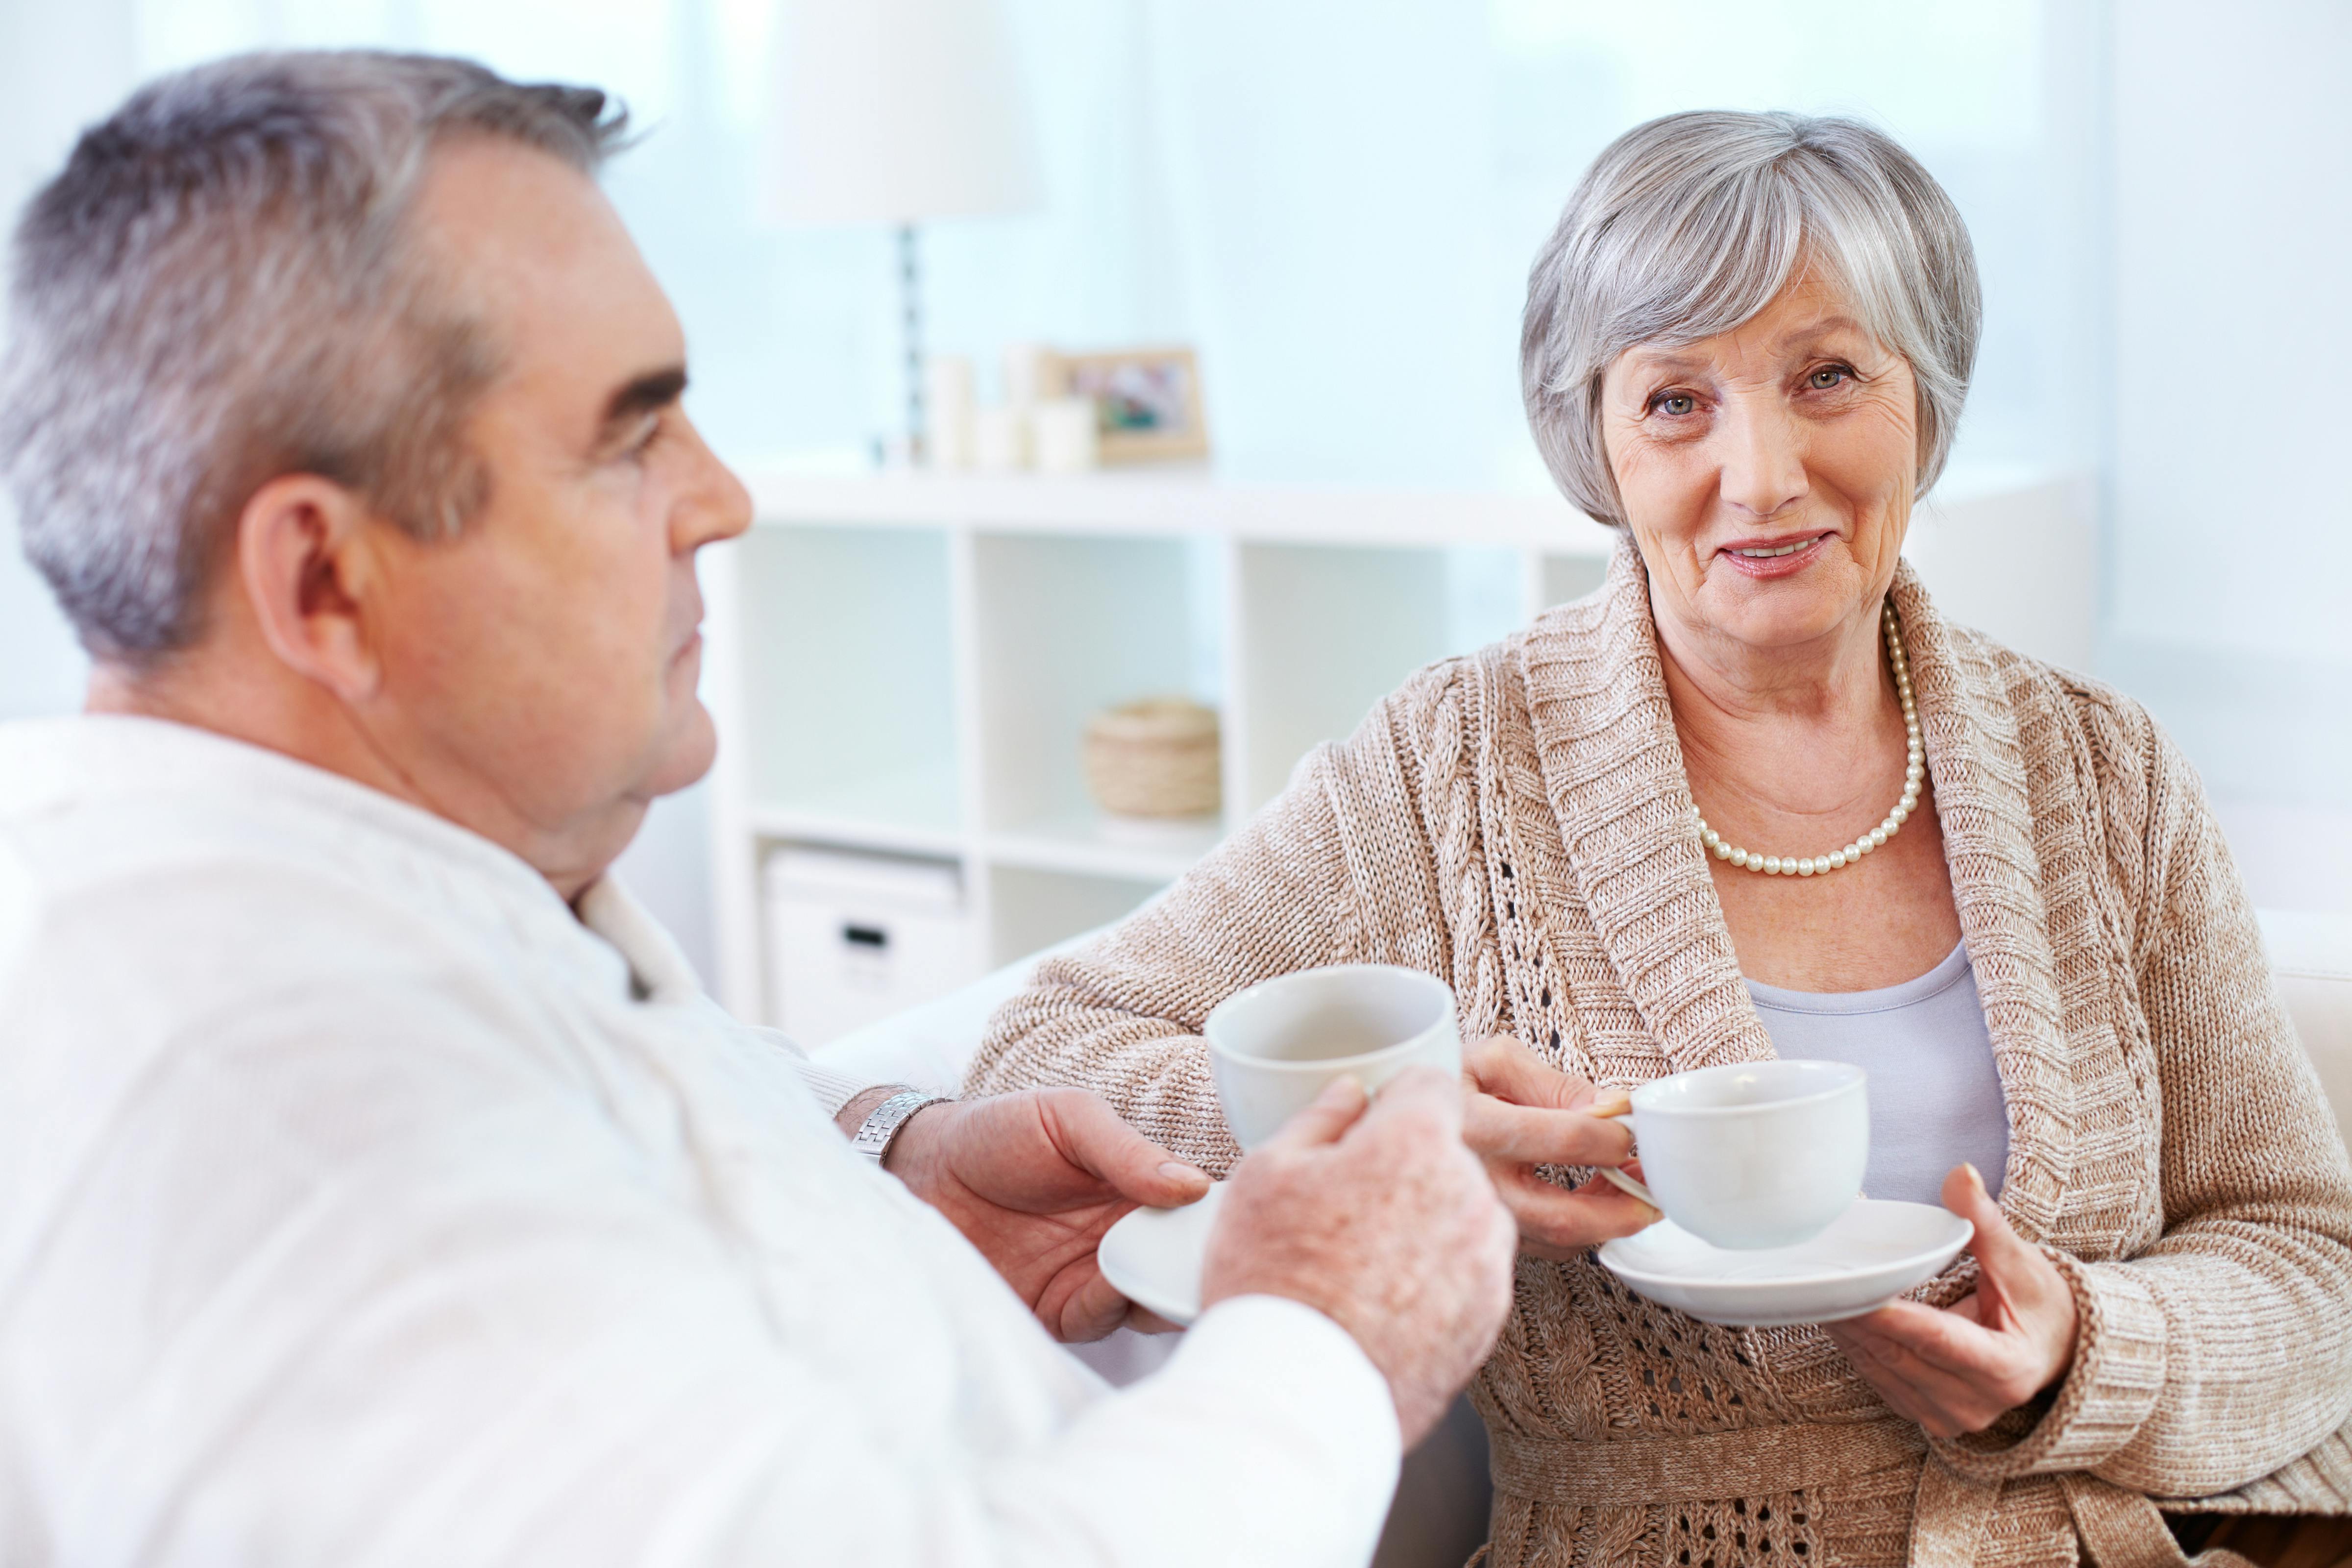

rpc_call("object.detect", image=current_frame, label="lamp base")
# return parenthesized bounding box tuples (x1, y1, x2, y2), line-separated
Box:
(897, 222, 924, 465)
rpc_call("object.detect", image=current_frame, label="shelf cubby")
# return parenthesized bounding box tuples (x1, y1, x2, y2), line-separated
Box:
(969, 530, 1220, 834)
(1234, 542, 1527, 812)
(732, 522, 959, 834)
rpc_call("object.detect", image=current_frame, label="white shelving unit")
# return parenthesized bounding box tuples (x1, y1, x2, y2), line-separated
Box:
(704, 466, 2093, 1034)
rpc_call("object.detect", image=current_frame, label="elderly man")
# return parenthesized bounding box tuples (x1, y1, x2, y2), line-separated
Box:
(0, 51, 1517, 1566)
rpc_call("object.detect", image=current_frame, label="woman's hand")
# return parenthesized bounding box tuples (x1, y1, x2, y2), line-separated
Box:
(1461, 1035, 1660, 1259)
(1824, 1163, 2080, 1438)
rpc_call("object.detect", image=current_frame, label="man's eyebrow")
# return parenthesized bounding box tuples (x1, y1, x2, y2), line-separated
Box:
(599, 366, 688, 433)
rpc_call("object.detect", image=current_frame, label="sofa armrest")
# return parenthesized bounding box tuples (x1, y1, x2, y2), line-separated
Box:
(2260, 910, 2352, 1153)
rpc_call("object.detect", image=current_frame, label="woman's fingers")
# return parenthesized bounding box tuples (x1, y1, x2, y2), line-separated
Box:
(1458, 1037, 1648, 1250)
(1460, 1036, 1636, 1165)
(1830, 1307, 2018, 1426)
(1943, 1164, 2045, 1314)
(1465, 1035, 1627, 1114)
(1829, 1290, 2065, 1433)
(1823, 1323, 1955, 1434)
(1498, 1169, 1658, 1254)
(1466, 1094, 1636, 1167)
(1827, 1171, 2084, 1437)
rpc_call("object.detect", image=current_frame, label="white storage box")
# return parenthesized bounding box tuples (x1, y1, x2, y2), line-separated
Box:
(762, 846, 981, 1047)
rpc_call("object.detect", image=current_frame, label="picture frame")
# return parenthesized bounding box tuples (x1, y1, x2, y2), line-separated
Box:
(1056, 346, 1210, 465)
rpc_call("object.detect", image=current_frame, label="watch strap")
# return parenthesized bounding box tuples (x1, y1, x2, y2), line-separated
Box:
(850, 1088, 952, 1163)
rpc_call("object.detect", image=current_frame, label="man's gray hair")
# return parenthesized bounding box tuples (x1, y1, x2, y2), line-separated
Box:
(1522, 110, 1982, 528)
(0, 51, 628, 659)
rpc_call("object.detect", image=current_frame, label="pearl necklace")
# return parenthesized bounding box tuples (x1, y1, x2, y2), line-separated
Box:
(1694, 602, 1923, 877)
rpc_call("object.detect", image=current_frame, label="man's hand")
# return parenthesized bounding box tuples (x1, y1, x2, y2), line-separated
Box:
(1201, 1069, 1518, 1447)
(1824, 1163, 2080, 1438)
(1461, 1035, 1659, 1258)
(873, 1088, 1211, 1343)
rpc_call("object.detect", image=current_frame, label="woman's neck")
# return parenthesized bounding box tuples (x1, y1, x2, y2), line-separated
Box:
(1652, 587, 1905, 819)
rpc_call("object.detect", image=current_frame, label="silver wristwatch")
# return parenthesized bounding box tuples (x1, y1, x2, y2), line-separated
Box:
(850, 1088, 952, 1163)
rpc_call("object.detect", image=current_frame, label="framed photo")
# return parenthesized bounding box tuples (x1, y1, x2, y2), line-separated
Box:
(1059, 346, 1210, 465)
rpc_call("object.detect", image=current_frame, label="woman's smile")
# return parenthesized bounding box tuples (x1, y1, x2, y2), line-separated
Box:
(1714, 529, 1838, 579)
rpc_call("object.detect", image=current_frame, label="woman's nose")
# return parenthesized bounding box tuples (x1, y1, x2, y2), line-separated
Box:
(1715, 397, 1810, 520)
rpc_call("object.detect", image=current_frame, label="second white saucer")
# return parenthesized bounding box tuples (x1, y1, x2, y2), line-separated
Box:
(1098, 1181, 1229, 1327)
(1597, 1199, 1972, 1326)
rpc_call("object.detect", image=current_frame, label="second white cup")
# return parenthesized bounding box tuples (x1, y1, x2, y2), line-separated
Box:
(1601, 1059, 1869, 1250)
(1204, 964, 1460, 1151)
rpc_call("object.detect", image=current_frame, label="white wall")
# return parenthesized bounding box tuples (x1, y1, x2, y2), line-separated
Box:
(2103, 0, 2352, 910)
(0, 0, 127, 723)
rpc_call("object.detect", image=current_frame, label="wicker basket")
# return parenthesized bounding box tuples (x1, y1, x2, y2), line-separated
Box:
(1082, 697, 1222, 819)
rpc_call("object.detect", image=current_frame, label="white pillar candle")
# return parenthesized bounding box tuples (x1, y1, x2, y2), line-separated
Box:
(973, 404, 1031, 471)
(924, 355, 977, 469)
(1031, 396, 1099, 473)
(1001, 342, 1065, 410)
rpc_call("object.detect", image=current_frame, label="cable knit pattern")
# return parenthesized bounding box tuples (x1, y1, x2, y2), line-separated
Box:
(966, 540, 2352, 1567)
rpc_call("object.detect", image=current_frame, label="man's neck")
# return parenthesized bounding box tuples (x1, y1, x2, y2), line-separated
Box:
(84, 653, 620, 904)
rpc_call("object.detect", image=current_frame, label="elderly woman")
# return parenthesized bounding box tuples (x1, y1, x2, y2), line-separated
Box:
(966, 111, 2352, 1567)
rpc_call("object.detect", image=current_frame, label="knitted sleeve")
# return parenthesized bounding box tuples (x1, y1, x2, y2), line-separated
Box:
(1934, 711, 2352, 1496)
(961, 663, 1471, 1176)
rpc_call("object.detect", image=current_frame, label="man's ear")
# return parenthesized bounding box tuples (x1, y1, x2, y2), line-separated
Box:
(234, 473, 387, 703)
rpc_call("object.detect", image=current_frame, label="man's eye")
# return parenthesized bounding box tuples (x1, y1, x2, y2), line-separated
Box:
(1653, 393, 1697, 416)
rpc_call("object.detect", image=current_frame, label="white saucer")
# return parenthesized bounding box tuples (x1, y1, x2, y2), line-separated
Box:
(1597, 1199, 1972, 1326)
(1099, 1182, 1230, 1327)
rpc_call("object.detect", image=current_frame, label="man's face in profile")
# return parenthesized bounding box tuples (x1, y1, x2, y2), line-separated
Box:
(363, 138, 750, 871)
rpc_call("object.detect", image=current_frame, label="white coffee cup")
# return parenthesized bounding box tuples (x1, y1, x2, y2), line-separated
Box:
(1598, 1059, 1868, 1250)
(1203, 964, 1460, 1151)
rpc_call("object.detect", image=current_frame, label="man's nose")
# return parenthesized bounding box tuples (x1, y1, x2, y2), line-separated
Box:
(1715, 395, 1809, 520)
(671, 417, 754, 554)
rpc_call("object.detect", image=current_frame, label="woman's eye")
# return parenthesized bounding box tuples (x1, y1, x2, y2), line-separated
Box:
(1807, 366, 1851, 390)
(1654, 393, 1696, 416)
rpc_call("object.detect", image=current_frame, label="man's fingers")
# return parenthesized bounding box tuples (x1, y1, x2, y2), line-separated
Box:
(1050, 1264, 1135, 1344)
(1043, 1090, 1212, 1208)
(1466, 1095, 1636, 1167)
(1357, 1064, 1465, 1138)
(1259, 1075, 1371, 1152)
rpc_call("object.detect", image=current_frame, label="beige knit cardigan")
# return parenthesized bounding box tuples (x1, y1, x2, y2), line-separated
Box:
(968, 540, 2352, 1568)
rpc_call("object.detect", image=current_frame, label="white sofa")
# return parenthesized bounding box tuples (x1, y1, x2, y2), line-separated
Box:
(820, 911, 2352, 1568)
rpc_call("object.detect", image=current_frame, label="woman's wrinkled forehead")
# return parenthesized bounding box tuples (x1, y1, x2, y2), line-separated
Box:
(1613, 269, 1895, 382)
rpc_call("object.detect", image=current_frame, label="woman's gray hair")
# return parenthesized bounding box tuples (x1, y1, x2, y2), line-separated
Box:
(1522, 110, 1982, 528)
(0, 51, 628, 659)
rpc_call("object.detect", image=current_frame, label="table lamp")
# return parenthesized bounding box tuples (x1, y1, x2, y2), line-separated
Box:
(762, 0, 1043, 463)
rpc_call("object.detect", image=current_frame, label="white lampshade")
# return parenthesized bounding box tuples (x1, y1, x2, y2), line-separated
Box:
(762, 0, 1043, 226)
